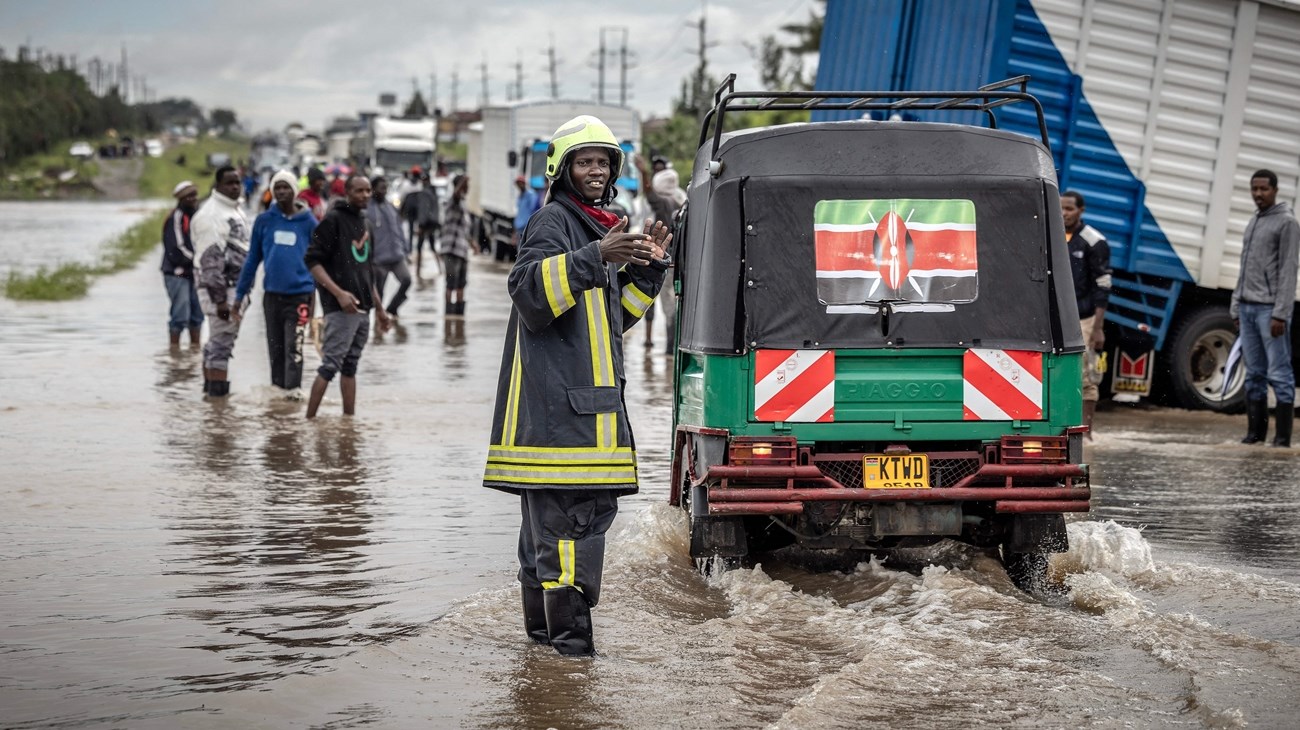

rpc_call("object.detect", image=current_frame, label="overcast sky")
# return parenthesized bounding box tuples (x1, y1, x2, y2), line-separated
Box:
(1, 0, 820, 131)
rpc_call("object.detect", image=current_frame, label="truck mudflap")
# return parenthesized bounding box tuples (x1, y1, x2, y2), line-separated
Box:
(701, 463, 1089, 516)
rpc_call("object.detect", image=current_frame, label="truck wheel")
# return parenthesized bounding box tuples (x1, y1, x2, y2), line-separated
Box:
(1163, 305, 1245, 413)
(1001, 547, 1049, 594)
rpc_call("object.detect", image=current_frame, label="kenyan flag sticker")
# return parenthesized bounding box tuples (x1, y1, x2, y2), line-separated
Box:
(814, 198, 978, 306)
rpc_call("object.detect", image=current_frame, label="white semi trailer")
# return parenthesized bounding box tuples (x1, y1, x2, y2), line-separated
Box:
(466, 100, 640, 260)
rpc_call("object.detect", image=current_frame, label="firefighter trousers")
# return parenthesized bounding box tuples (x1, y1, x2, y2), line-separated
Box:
(517, 489, 619, 607)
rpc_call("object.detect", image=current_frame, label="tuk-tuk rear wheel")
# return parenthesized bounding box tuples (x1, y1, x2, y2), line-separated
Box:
(1000, 547, 1049, 594)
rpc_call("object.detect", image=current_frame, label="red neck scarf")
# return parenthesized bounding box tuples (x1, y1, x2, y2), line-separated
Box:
(568, 193, 620, 229)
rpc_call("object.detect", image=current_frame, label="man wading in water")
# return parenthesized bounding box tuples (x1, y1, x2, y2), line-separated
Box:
(304, 175, 392, 418)
(191, 165, 250, 397)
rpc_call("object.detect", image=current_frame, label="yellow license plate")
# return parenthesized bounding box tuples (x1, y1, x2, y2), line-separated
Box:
(862, 454, 930, 489)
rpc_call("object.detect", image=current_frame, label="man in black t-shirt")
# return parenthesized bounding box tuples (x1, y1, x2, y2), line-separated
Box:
(303, 175, 392, 418)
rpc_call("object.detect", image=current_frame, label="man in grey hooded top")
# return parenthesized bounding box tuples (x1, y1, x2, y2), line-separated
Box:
(365, 175, 413, 319)
(1231, 169, 1299, 447)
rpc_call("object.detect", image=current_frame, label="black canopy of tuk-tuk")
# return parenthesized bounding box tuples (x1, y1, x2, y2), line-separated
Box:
(676, 120, 1084, 355)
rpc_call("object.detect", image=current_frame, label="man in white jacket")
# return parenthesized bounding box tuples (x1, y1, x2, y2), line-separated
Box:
(191, 165, 250, 397)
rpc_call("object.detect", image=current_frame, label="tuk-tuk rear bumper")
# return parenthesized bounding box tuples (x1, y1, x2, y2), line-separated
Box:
(702, 463, 1089, 516)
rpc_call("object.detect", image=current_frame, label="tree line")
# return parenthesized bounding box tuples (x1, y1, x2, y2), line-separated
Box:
(0, 55, 139, 166)
(0, 52, 234, 168)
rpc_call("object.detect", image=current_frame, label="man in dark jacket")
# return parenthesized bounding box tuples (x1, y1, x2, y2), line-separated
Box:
(366, 175, 413, 320)
(1062, 190, 1112, 438)
(411, 173, 440, 282)
(233, 170, 319, 396)
(483, 115, 672, 656)
(161, 180, 203, 347)
(304, 175, 392, 418)
(1231, 169, 1299, 447)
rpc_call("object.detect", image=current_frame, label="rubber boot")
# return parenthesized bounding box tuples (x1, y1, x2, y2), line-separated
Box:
(1242, 398, 1269, 444)
(521, 586, 550, 645)
(543, 586, 595, 657)
(1272, 402, 1293, 448)
(209, 380, 230, 398)
(1082, 401, 1097, 441)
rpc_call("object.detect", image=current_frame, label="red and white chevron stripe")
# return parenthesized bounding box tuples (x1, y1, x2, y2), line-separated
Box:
(754, 349, 835, 422)
(963, 348, 1043, 420)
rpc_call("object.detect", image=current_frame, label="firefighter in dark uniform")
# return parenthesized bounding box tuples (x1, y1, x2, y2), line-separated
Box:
(483, 115, 672, 656)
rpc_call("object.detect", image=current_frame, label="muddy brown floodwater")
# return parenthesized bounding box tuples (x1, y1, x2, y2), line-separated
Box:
(2, 202, 1299, 729)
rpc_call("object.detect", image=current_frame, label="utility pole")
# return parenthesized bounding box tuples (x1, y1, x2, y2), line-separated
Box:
(119, 44, 128, 103)
(544, 34, 559, 98)
(429, 72, 438, 114)
(596, 28, 607, 103)
(688, 2, 719, 125)
(514, 53, 525, 102)
(479, 56, 490, 107)
(614, 27, 634, 106)
(451, 65, 460, 113)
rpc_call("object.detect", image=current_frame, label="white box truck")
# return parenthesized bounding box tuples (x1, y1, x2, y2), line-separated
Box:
(815, 0, 1300, 412)
(351, 117, 436, 176)
(466, 100, 640, 260)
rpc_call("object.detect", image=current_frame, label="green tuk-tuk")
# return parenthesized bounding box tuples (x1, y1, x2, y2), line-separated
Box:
(668, 76, 1090, 591)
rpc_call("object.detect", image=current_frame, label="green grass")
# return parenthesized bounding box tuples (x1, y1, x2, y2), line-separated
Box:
(139, 136, 248, 198)
(0, 143, 102, 199)
(4, 263, 97, 300)
(5, 208, 172, 301)
(438, 141, 468, 165)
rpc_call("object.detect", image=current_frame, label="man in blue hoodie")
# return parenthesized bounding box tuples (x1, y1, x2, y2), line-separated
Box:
(234, 170, 319, 396)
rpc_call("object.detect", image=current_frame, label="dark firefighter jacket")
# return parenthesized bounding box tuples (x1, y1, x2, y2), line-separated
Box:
(484, 195, 666, 494)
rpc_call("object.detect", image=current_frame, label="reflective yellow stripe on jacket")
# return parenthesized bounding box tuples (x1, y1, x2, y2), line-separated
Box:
(542, 253, 577, 319)
(584, 289, 617, 449)
(485, 445, 636, 485)
(620, 281, 654, 319)
(503, 330, 523, 446)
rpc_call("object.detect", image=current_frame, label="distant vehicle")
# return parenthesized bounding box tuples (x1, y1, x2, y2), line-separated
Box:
(144, 139, 164, 158)
(206, 152, 232, 169)
(350, 117, 435, 179)
(69, 142, 94, 159)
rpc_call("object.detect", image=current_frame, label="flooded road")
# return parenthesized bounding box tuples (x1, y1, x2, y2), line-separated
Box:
(2, 203, 1299, 728)
(0, 200, 168, 277)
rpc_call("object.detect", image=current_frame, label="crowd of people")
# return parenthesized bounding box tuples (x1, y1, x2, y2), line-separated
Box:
(158, 141, 685, 424)
(158, 160, 480, 417)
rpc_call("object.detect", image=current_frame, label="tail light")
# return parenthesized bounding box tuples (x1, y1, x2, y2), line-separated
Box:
(728, 436, 797, 466)
(1000, 435, 1067, 464)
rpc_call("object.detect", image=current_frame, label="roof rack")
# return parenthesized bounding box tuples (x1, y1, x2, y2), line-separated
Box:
(698, 74, 1050, 157)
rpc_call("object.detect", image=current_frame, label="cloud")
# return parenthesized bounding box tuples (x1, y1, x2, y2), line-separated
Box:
(0, 0, 819, 130)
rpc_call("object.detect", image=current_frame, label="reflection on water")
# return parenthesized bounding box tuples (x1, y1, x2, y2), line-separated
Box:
(1088, 407, 1300, 573)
